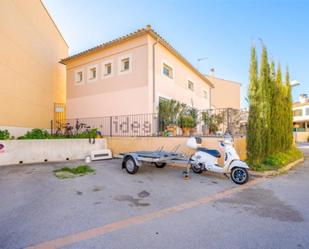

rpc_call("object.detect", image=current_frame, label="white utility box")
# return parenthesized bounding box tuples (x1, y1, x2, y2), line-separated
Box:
(90, 149, 113, 161)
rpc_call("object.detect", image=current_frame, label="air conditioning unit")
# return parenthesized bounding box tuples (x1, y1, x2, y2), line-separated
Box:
(90, 149, 112, 161)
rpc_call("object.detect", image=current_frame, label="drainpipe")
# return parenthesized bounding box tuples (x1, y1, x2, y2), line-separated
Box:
(152, 38, 159, 113)
(209, 87, 212, 109)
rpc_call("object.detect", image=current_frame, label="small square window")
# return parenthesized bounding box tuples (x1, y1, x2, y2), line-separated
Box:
(188, 81, 194, 91)
(104, 63, 112, 76)
(121, 58, 130, 71)
(77, 72, 83, 82)
(163, 63, 173, 79)
(75, 70, 84, 85)
(89, 67, 96, 79)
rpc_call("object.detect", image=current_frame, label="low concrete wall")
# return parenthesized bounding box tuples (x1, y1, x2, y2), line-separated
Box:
(106, 136, 247, 164)
(0, 139, 106, 166)
(294, 132, 309, 143)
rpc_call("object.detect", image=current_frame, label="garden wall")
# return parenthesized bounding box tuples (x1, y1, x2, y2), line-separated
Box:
(0, 139, 106, 166)
(293, 132, 309, 143)
(106, 136, 247, 164)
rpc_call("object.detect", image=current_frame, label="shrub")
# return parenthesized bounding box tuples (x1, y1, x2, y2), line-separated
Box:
(177, 115, 196, 129)
(0, 129, 10, 140)
(251, 147, 303, 171)
(72, 128, 97, 139)
(53, 165, 95, 179)
(18, 128, 50, 139)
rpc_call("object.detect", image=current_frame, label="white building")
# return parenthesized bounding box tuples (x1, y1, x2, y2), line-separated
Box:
(293, 94, 309, 131)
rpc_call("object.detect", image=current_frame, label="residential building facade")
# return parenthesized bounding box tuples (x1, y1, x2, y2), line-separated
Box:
(0, 0, 68, 136)
(61, 26, 213, 120)
(206, 73, 241, 109)
(293, 94, 309, 131)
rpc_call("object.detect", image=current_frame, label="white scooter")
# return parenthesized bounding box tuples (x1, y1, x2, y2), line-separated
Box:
(187, 135, 249, 184)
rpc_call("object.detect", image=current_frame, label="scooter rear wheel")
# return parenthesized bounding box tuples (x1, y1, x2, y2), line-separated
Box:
(231, 167, 249, 184)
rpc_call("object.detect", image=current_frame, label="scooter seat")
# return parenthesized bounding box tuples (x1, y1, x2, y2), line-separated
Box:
(197, 147, 221, 158)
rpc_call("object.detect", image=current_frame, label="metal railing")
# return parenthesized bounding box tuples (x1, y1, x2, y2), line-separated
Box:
(50, 108, 248, 137)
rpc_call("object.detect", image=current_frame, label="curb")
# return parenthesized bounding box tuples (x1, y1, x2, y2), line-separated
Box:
(249, 157, 305, 177)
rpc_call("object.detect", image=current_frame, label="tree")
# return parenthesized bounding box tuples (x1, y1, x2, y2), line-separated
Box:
(269, 60, 277, 154)
(284, 68, 293, 150)
(274, 64, 285, 152)
(247, 46, 263, 165)
(259, 46, 271, 157)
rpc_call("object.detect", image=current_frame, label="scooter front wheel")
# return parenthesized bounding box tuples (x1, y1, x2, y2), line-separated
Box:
(230, 167, 249, 184)
(191, 163, 203, 174)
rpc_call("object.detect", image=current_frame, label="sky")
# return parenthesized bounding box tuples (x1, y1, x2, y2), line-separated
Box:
(43, 0, 309, 107)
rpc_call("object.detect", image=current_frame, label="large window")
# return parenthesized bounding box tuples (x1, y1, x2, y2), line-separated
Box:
(306, 108, 309, 116)
(203, 89, 208, 99)
(163, 63, 173, 79)
(293, 109, 303, 117)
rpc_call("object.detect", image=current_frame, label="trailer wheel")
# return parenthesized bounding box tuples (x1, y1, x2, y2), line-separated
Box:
(124, 156, 139, 174)
(154, 162, 166, 168)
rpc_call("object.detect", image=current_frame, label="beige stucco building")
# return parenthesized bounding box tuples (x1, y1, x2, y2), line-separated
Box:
(61, 25, 213, 119)
(0, 0, 68, 136)
(206, 73, 241, 110)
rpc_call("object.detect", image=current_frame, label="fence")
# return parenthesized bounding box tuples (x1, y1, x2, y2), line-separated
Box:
(50, 108, 248, 137)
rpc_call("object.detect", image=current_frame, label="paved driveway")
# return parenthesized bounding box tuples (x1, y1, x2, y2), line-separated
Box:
(0, 149, 309, 249)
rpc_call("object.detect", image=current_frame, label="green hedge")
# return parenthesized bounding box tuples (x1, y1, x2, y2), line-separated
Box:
(18, 128, 98, 140)
(251, 147, 303, 171)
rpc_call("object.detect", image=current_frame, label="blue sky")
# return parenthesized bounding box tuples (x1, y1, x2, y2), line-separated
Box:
(43, 0, 309, 107)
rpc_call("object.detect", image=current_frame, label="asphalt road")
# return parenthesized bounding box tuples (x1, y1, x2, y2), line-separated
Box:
(0, 148, 309, 249)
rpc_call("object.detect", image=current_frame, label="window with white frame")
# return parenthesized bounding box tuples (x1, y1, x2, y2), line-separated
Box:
(203, 89, 208, 99)
(118, 54, 132, 75)
(163, 63, 173, 79)
(74, 70, 84, 85)
(293, 109, 303, 117)
(101, 59, 113, 78)
(188, 80, 194, 91)
(87, 64, 98, 82)
(105, 63, 112, 75)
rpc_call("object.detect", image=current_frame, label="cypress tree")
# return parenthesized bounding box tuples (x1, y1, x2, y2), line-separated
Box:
(259, 46, 271, 158)
(275, 64, 284, 152)
(269, 61, 277, 154)
(284, 68, 293, 150)
(247, 46, 263, 165)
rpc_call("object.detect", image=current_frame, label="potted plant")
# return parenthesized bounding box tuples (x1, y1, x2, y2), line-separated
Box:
(177, 115, 195, 136)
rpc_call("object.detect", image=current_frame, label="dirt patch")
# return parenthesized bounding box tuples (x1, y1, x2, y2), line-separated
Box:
(217, 188, 304, 222)
(93, 186, 103, 192)
(114, 195, 150, 207)
(76, 191, 83, 196)
(138, 190, 150, 198)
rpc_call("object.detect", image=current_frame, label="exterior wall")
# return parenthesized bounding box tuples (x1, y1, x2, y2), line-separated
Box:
(206, 76, 241, 109)
(66, 35, 150, 118)
(0, 0, 68, 132)
(0, 138, 106, 166)
(106, 136, 247, 165)
(151, 36, 211, 111)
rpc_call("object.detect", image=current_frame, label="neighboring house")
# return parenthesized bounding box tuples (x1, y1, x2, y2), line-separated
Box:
(205, 70, 241, 109)
(293, 94, 309, 131)
(60, 25, 213, 120)
(0, 0, 68, 137)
